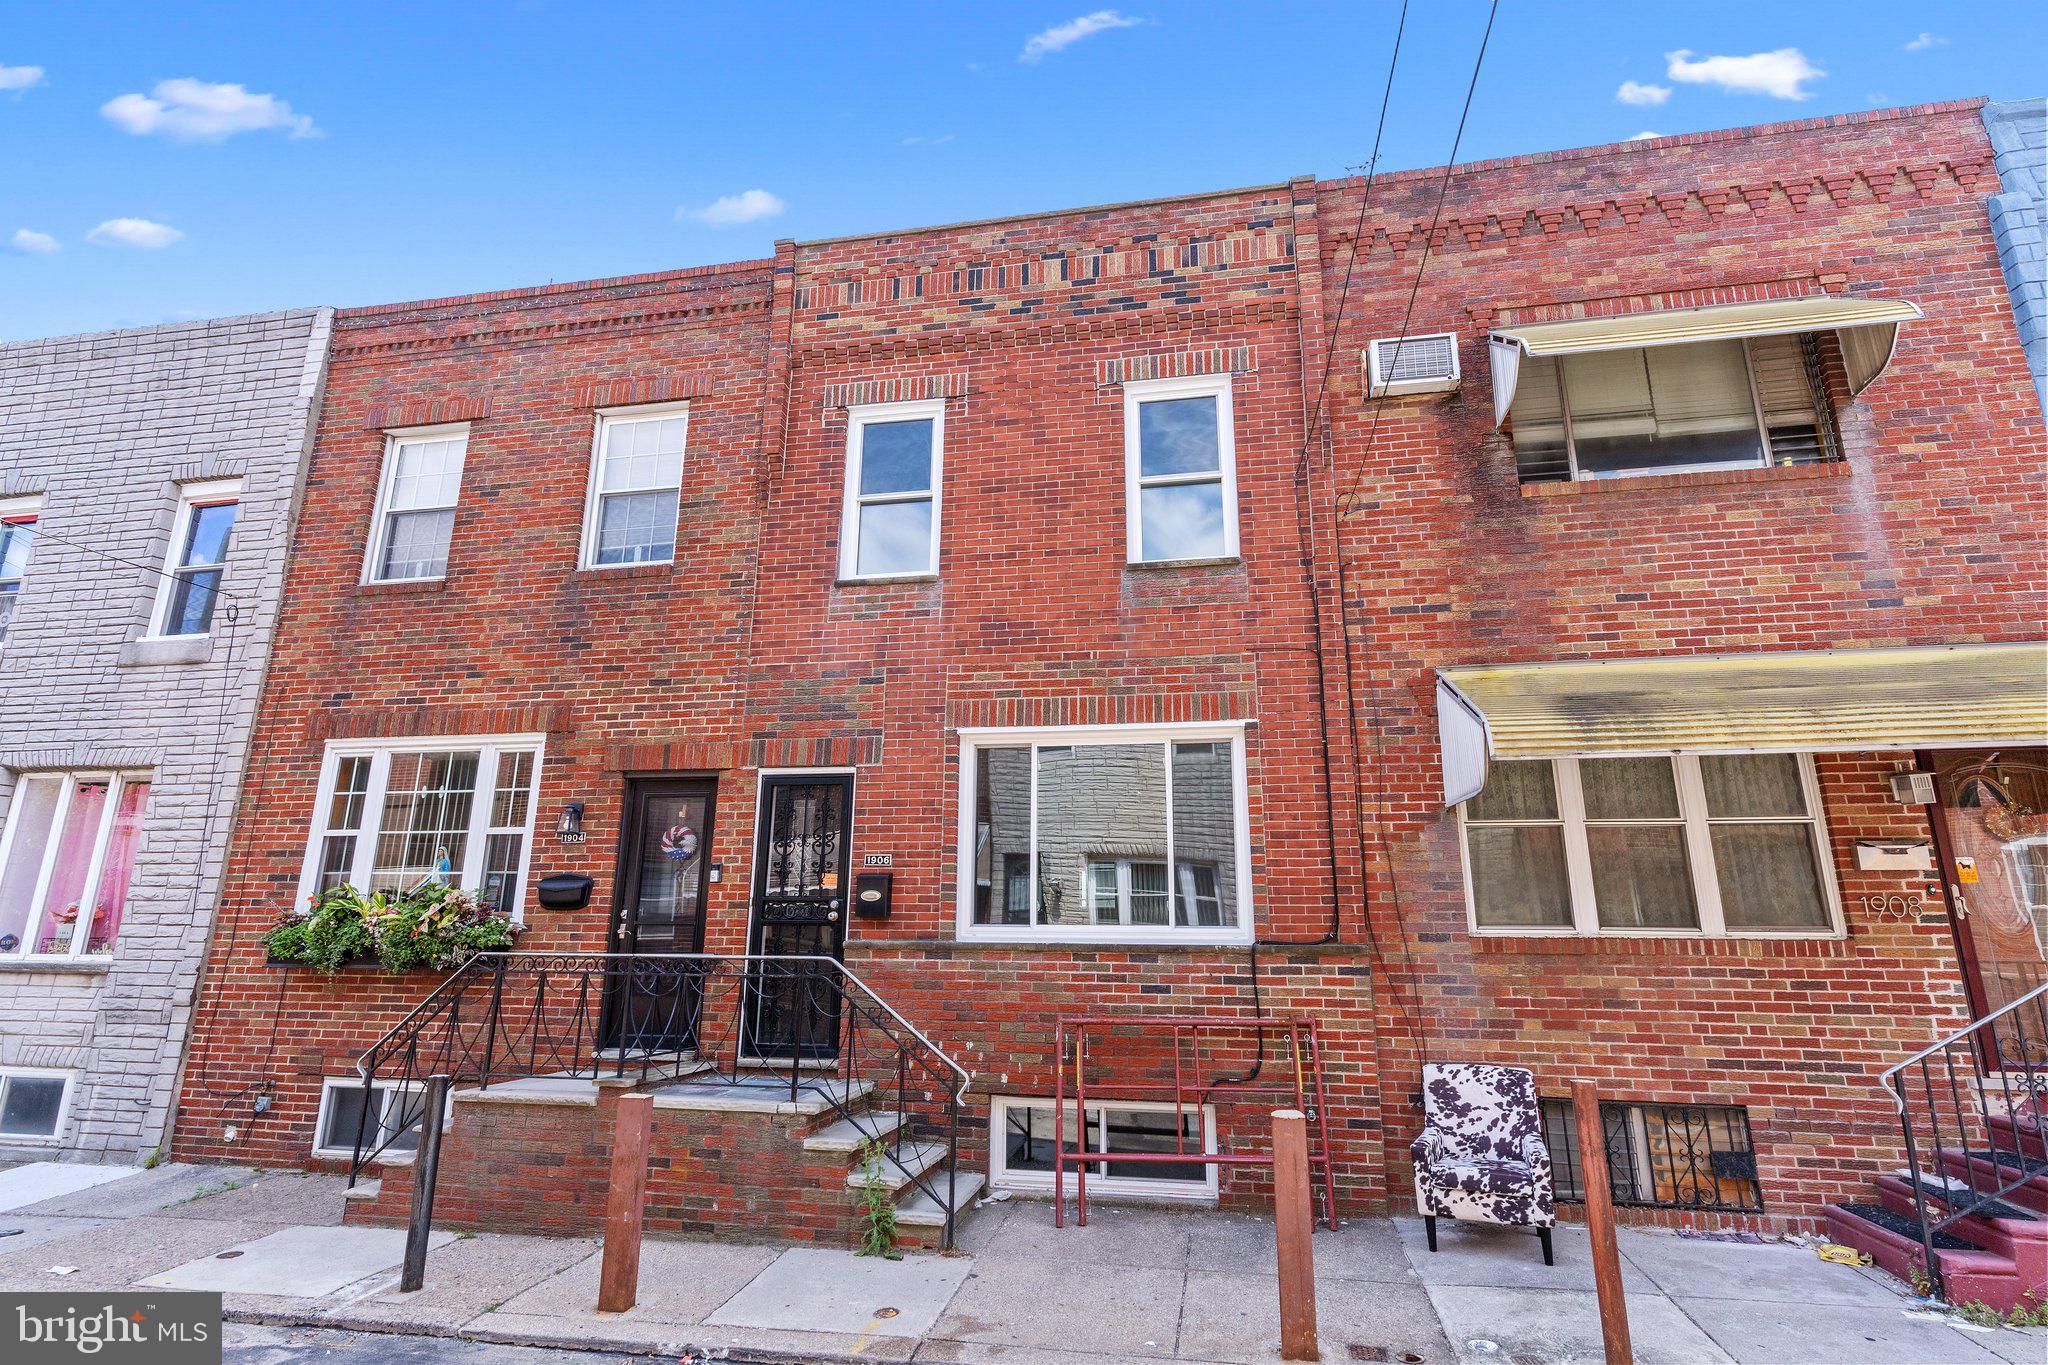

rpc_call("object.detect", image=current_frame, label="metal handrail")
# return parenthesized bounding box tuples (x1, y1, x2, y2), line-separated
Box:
(348, 949, 975, 1248)
(1877, 979, 2048, 1302)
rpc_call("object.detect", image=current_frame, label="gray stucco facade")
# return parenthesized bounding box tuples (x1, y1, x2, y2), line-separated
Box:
(1985, 98, 2048, 408)
(0, 308, 330, 1162)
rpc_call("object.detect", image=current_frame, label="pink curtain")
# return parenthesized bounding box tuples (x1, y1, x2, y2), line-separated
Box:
(34, 781, 107, 953)
(85, 781, 149, 954)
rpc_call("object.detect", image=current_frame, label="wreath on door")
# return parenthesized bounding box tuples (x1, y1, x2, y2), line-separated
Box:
(661, 825, 700, 862)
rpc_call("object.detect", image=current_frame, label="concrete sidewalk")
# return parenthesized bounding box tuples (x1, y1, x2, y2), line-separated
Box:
(0, 1163, 2040, 1363)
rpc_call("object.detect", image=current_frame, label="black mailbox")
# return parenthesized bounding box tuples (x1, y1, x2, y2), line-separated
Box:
(535, 873, 594, 911)
(853, 872, 893, 918)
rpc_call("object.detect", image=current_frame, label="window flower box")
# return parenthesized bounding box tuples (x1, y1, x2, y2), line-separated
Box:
(263, 882, 520, 974)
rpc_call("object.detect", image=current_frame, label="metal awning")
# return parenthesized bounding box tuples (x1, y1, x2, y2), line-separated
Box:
(1488, 296, 1923, 425)
(1436, 642, 2048, 804)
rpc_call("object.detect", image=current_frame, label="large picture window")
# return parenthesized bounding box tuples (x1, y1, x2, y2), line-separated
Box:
(365, 426, 468, 583)
(1461, 753, 1838, 936)
(582, 404, 687, 568)
(299, 738, 544, 917)
(839, 399, 943, 580)
(1123, 374, 1238, 564)
(0, 772, 152, 959)
(959, 724, 1253, 944)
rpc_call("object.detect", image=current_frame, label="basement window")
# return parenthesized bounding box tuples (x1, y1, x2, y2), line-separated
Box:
(990, 1095, 1218, 1201)
(1507, 335, 1836, 483)
(313, 1077, 432, 1160)
(0, 1067, 72, 1141)
(1540, 1097, 1763, 1214)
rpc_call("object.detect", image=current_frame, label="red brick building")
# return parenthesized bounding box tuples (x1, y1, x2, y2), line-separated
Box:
(172, 101, 2045, 1253)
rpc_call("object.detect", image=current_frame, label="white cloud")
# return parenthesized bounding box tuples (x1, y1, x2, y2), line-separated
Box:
(1903, 33, 1946, 52)
(1019, 11, 1145, 63)
(9, 228, 58, 254)
(1616, 80, 1671, 106)
(0, 63, 45, 93)
(1665, 48, 1824, 100)
(901, 134, 956, 146)
(87, 218, 184, 249)
(1628, 131, 1664, 142)
(683, 189, 785, 226)
(101, 78, 320, 142)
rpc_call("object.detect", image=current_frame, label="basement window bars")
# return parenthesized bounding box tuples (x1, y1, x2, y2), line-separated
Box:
(991, 1095, 1219, 1200)
(1540, 1098, 1764, 1214)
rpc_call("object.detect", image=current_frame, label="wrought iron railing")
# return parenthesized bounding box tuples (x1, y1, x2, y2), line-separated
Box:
(1880, 980, 2048, 1300)
(350, 952, 974, 1247)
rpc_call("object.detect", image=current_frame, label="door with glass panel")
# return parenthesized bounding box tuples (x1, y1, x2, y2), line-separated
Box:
(601, 778, 715, 1055)
(745, 775, 853, 1061)
(1932, 748, 2048, 1019)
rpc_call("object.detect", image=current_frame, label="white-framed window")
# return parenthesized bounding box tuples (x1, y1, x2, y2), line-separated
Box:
(0, 772, 152, 959)
(365, 425, 468, 583)
(989, 1095, 1218, 1201)
(311, 1076, 437, 1160)
(1506, 335, 1831, 483)
(297, 736, 544, 918)
(0, 495, 41, 643)
(581, 403, 688, 568)
(0, 1067, 74, 1142)
(958, 722, 1254, 945)
(1459, 752, 1841, 937)
(838, 399, 944, 580)
(149, 478, 241, 638)
(1123, 373, 1239, 565)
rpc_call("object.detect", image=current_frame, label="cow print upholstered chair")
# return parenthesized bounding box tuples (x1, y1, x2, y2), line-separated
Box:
(1409, 1062, 1556, 1264)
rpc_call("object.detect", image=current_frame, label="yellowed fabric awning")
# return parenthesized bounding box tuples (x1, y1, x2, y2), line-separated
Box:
(1488, 296, 1922, 424)
(1436, 643, 2048, 803)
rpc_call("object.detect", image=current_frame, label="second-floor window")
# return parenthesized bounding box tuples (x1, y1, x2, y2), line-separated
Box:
(839, 400, 943, 580)
(1124, 374, 1238, 564)
(1507, 335, 1831, 483)
(153, 480, 240, 637)
(584, 405, 688, 568)
(0, 501, 36, 642)
(366, 426, 468, 583)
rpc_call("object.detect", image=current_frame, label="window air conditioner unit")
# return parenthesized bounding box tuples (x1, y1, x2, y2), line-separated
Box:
(1366, 333, 1461, 397)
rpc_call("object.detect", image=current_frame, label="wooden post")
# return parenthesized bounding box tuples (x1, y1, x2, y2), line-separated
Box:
(597, 1093, 653, 1313)
(399, 1074, 450, 1293)
(1273, 1108, 1320, 1362)
(1572, 1081, 1633, 1365)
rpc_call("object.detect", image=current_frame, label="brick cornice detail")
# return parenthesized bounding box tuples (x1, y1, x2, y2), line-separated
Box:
(362, 397, 493, 429)
(1326, 157, 1994, 256)
(792, 301, 1296, 365)
(305, 703, 574, 741)
(332, 298, 770, 361)
(569, 375, 715, 408)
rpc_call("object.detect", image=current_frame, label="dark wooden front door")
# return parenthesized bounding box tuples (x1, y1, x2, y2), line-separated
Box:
(601, 777, 715, 1054)
(745, 774, 853, 1060)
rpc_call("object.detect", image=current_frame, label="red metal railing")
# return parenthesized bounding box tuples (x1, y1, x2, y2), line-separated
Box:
(1052, 1012, 1340, 1230)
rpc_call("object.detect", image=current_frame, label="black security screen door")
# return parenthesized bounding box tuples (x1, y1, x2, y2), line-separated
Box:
(745, 774, 853, 1060)
(601, 778, 715, 1055)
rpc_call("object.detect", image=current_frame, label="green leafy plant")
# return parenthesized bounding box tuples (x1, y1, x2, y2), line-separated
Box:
(854, 1137, 902, 1260)
(264, 882, 518, 974)
(2005, 1293, 2048, 1329)
(1953, 1300, 2002, 1329)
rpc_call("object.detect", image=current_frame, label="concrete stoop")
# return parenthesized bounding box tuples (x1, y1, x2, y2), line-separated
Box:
(1824, 1157, 2048, 1315)
(340, 1069, 978, 1253)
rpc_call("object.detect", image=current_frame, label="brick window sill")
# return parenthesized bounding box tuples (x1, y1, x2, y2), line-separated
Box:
(1472, 933, 1850, 959)
(1521, 461, 1849, 499)
(568, 563, 672, 583)
(355, 578, 447, 597)
(1124, 556, 1243, 573)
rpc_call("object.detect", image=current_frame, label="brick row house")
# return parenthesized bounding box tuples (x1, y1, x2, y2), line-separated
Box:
(132, 99, 2044, 1276)
(0, 309, 332, 1161)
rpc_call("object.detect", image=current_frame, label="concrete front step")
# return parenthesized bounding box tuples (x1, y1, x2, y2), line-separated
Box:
(803, 1112, 908, 1153)
(845, 1140, 948, 1191)
(648, 1075, 873, 1117)
(1825, 1200, 2037, 1315)
(896, 1170, 984, 1228)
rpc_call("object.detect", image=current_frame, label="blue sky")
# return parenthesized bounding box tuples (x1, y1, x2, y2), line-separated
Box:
(2, 3, 2041, 340)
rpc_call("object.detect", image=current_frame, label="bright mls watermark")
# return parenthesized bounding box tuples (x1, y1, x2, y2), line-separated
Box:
(4, 1293, 220, 1363)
